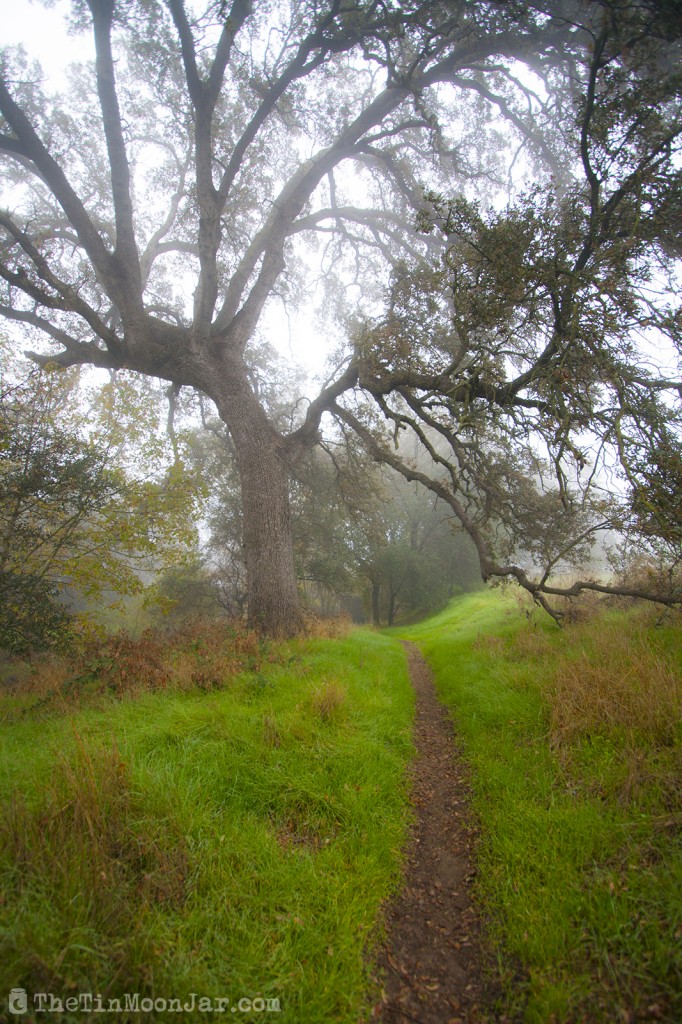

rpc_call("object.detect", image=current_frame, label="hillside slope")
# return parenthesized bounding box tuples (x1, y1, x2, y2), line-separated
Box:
(0, 628, 413, 1023)
(396, 590, 682, 1023)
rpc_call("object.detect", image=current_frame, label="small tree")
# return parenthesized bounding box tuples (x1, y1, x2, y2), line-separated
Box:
(0, 353, 200, 650)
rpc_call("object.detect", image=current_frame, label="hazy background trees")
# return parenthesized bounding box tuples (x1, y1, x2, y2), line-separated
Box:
(177, 364, 480, 628)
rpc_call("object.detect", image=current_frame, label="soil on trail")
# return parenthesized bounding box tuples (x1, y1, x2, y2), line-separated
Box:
(372, 641, 499, 1024)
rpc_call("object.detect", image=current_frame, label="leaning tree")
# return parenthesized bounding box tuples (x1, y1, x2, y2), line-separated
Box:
(1, 0, 680, 633)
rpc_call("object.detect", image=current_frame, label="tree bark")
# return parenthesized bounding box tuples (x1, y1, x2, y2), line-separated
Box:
(214, 379, 303, 637)
(238, 440, 302, 636)
(387, 586, 396, 627)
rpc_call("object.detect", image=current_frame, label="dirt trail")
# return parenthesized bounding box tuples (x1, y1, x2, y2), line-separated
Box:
(372, 641, 498, 1024)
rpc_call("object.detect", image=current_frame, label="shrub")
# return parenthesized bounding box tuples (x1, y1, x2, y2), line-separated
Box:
(0, 572, 73, 656)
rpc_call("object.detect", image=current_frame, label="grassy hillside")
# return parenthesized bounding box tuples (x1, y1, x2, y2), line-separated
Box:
(2, 592, 680, 1023)
(0, 626, 413, 1023)
(397, 589, 682, 1023)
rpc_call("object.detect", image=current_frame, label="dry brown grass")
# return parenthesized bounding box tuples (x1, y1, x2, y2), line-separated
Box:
(13, 654, 72, 697)
(506, 627, 553, 661)
(262, 711, 281, 748)
(555, 589, 605, 624)
(7, 619, 277, 713)
(547, 619, 681, 749)
(85, 631, 171, 694)
(1, 733, 187, 922)
(472, 632, 507, 654)
(311, 679, 347, 722)
(302, 613, 352, 639)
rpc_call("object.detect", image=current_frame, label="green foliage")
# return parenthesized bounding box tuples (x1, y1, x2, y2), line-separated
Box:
(0, 572, 72, 656)
(0, 349, 204, 650)
(348, 11, 682, 611)
(148, 557, 223, 625)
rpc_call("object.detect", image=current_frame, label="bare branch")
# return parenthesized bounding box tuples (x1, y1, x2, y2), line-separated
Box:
(0, 210, 121, 348)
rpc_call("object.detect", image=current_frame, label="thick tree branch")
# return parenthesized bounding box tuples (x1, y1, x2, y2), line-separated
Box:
(0, 133, 27, 158)
(207, 0, 253, 104)
(0, 303, 86, 351)
(0, 210, 121, 348)
(164, 0, 203, 106)
(164, 0, 223, 334)
(286, 361, 360, 454)
(334, 402, 681, 617)
(139, 153, 193, 286)
(0, 78, 117, 291)
(88, 0, 142, 291)
(213, 28, 556, 346)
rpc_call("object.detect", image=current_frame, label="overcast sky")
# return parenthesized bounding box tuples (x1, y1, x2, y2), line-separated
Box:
(2, 0, 94, 87)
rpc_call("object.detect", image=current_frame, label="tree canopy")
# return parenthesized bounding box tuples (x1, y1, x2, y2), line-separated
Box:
(1, 0, 680, 632)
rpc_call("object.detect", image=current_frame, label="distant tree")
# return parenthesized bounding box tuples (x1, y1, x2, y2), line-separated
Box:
(149, 556, 223, 625)
(0, 1, 680, 632)
(185, 394, 478, 622)
(288, 432, 480, 623)
(314, 433, 479, 624)
(368, 479, 480, 627)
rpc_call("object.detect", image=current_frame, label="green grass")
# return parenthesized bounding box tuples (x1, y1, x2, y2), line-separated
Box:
(4, 591, 680, 1022)
(395, 589, 682, 1023)
(0, 629, 414, 1023)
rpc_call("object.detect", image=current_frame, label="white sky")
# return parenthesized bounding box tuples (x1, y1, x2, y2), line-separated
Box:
(1, 0, 93, 85)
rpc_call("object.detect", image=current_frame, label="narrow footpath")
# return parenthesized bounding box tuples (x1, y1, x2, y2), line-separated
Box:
(372, 642, 499, 1024)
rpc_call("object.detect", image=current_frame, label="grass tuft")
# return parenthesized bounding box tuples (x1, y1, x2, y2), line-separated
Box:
(547, 618, 681, 749)
(1, 731, 188, 999)
(311, 679, 347, 722)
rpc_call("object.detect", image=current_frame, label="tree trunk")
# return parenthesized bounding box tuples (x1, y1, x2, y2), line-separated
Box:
(238, 440, 302, 636)
(215, 380, 303, 637)
(387, 585, 396, 627)
(371, 580, 381, 627)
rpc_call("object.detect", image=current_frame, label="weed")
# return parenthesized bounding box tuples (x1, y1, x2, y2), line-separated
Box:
(311, 679, 347, 722)
(303, 614, 352, 639)
(263, 711, 281, 748)
(5, 620, 291, 718)
(548, 619, 681, 749)
(0, 732, 187, 999)
(80, 630, 171, 694)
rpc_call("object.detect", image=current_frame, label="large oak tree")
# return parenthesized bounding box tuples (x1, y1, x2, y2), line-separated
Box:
(1, 0, 680, 632)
